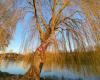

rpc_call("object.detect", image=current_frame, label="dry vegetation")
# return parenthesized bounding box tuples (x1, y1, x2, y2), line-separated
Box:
(44, 50, 100, 76)
(0, 0, 99, 79)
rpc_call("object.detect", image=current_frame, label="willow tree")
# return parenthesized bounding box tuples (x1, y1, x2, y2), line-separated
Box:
(21, 0, 99, 79)
(0, 0, 99, 80)
(0, 0, 24, 50)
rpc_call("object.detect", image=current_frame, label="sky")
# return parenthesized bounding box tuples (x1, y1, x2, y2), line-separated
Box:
(5, 0, 84, 53)
(6, 0, 52, 53)
(7, 13, 33, 53)
(6, 0, 29, 53)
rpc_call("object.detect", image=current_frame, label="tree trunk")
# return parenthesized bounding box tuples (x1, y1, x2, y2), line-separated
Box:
(22, 43, 46, 80)
(21, 53, 44, 80)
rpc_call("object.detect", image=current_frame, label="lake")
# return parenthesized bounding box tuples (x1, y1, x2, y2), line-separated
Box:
(0, 53, 100, 80)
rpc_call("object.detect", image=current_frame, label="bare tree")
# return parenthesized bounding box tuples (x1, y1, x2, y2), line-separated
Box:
(0, 0, 99, 80)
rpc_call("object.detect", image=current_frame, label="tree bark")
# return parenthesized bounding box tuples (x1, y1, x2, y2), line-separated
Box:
(22, 41, 47, 80)
(22, 52, 44, 80)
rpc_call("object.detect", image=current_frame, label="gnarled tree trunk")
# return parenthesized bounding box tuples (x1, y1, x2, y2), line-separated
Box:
(23, 42, 47, 80)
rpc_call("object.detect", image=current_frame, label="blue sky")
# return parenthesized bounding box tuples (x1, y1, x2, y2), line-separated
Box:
(7, 20, 23, 52)
(7, 12, 33, 52)
(6, 0, 52, 52)
(6, 0, 84, 53)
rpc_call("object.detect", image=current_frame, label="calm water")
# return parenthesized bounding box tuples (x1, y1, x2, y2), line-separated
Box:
(0, 59, 100, 80)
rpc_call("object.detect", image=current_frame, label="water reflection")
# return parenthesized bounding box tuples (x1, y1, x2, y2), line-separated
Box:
(41, 68, 83, 80)
(41, 64, 100, 80)
(0, 60, 27, 74)
(0, 53, 100, 80)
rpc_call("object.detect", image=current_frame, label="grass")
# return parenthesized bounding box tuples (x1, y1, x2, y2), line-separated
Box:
(44, 50, 100, 76)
